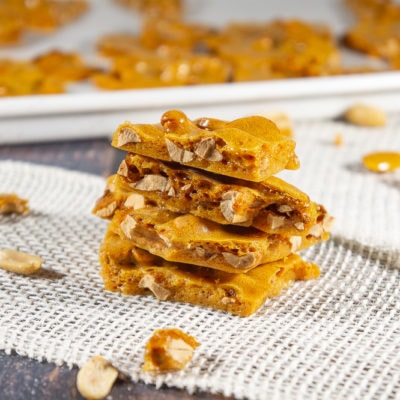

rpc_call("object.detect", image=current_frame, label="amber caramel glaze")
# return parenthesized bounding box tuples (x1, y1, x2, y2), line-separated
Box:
(111, 110, 299, 182)
(362, 151, 400, 172)
(100, 229, 320, 317)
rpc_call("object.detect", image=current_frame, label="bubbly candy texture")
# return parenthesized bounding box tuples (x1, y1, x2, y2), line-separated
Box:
(109, 207, 329, 274)
(112, 110, 299, 182)
(100, 229, 320, 317)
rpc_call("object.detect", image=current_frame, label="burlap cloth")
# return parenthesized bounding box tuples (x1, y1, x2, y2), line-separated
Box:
(1, 116, 399, 399)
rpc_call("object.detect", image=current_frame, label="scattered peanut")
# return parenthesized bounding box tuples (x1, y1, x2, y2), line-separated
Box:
(0, 249, 42, 275)
(76, 355, 118, 400)
(344, 103, 387, 127)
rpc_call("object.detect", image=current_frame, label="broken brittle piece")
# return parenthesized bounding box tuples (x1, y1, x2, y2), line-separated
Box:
(112, 110, 299, 182)
(0, 193, 29, 214)
(205, 20, 341, 81)
(112, 153, 329, 236)
(100, 229, 320, 316)
(110, 207, 329, 274)
(0, 50, 94, 96)
(0, 0, 88, 45)
(143, 328, 200, 372)
(343, 0, 400, 67)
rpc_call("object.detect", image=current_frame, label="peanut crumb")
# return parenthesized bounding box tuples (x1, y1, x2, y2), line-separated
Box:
(334, 133, 343, 146)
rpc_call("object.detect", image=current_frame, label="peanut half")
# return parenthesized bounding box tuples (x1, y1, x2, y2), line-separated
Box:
(76, 355, 118, 400)
(0, 249, 42, 275)
(344, 103, 387, 127)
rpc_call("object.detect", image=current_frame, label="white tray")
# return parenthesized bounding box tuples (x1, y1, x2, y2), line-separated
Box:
(1, 0, 400, 143)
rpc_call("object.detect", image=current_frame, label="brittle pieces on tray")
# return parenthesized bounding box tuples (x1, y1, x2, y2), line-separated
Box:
(0, 50, 96, 96)
(0, 0, 88, 45)
(100, 229, 320, 317)
(112, 110, 299, 182)
(205, 19, 341, 81)
(93, 51, 231, 89)
(343, 0, 400, 68)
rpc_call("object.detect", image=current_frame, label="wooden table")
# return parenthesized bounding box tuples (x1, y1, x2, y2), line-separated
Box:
(0, 138, 229, 400)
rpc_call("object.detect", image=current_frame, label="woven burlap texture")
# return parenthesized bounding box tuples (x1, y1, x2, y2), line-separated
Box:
(0, 117, 399, 400)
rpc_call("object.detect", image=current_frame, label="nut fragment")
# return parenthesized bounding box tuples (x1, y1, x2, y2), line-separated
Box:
(194, 138, 223, 161)
(222, 252, 255, 269)
(0, 193, 29, 214)
(117, 159, 129, 177)
(289, 236, 302, 252)
(133, 175, 169, 192)
(143, 328, 200, 372)
(139, 274, 171, 300)
(220, 191, 248, 224)
(120, 215, 137, 239)
(94, 200, 117, 218)
(0, 249, 42, 275)
(117, 127, 142, 146)
(166, 139, 194, 162)
(344, 103, 386, 127)
(277, 204, 293, 214)
(76, 355, 118, 400)
(308, 223, 323, 238)
(334, 133, 343, 146)
(294, 222, 305, 231)
(266, 213, 286, 230)
(124, 193, 145, 209)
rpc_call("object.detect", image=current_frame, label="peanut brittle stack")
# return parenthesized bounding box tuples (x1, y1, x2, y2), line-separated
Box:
(93, 110, 333, 316)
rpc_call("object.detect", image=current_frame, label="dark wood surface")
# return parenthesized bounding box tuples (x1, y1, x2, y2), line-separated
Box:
(0, 138, 229, 400)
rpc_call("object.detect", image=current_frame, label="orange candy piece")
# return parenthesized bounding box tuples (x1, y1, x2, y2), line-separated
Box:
(362, 152, 400, 172)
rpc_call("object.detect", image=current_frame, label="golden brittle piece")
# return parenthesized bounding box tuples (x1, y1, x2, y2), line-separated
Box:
(0, 50, 94, 96)
(33, 50, 95, 83)
(343, 0, 400, 66)
(100, 229, 320, 317)
(143, 328, 200, 372)
(0, 0, 88, 45)
(112, 110, 299, 182)
(205, 19, 341, 81)
(0, 193, 29, 214)
(110, 207, 329, 274)
(0, 60, 45, 96)
(93, 50, 230, 90)
(106, 153, 329, 237)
